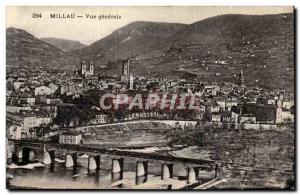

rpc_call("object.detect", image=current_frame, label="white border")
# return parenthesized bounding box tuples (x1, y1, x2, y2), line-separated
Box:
(1, 0, 299, 195)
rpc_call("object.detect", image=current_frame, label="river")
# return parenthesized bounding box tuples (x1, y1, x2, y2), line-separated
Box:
(7, 145, 215, 190)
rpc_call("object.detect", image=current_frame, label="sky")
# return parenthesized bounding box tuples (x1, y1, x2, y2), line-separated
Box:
(6, 6, 293, 45)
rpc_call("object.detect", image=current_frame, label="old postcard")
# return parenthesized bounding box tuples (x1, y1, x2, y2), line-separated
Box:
(6, 6, 295, 190)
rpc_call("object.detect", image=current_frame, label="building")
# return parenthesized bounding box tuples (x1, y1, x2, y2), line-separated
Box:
(7, 112, 38, 131)
(6, 105, 32, 113)
(221, 111, 232, 122)
(77, 60, 94, 78)
(211, 112, 221, 122)
(6, 112, 53, 139)
(121, 59, 130, 83)
(19, 96, 35, 105)
(231, 109, 239, 124)
(282, 100, 294, 110)
(59, 131, 82, 145)
(129, 74, 134, 90)
(239, 102, 283, 124)
(35, 86, 52, 96)
(240, 114, 256, 124)
(239, 69, 245, 87)
(7, 125, 22, 140)
(89, 114, 108, 125)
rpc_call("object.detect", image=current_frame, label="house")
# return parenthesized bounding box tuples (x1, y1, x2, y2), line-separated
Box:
(59, 131, 82, 145)
(205, 100, 221, 113)
(204, 85, 218, 96)
(6, 112, 36, 139)
(211, 112, 221, 122)
(35, 86, 52, 96)
(231, 106, 240, 124)
(48, 83, 59, 94)
(282, 100, 294, 110)
(240, 103, 277, 124)
(7, 125, 22, 140)
(89, 114, 108, 125)
(240, 114, 256, 124)
(6, 105, 32, 113)
(225, 100, 238, 111)
(36, 115, 52, 126)
(281, 108, 294, 123)
(216, 99, 226, 111)
(6, 112, 53, 138)
(13, 81, 24, 92)
(19, 96, 35, 105)
(36, 96, 61, 105)
(221, 111, 232, 122)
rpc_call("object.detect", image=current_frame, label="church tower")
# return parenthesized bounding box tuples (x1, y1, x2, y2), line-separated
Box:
(89, 61, 94, 75)
(240, 69, 245, 87)
(275, 99, 283, 124)
(81, 60, 87, 76)
(121, 59, 130, 82)
(129, 73, 134, 90)
(122, 59, 130, 77)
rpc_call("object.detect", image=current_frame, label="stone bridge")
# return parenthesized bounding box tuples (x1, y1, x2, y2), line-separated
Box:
(9, 140, 217, 187)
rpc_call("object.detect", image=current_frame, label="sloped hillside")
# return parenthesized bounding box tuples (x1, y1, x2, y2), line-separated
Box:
(41, 37, 86, 51)
(6, 28, 80, 74)
(6, 13, 294, 91)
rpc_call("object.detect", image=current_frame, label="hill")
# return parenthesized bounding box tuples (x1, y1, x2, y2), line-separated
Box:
(6, 27, 80, 74)
(112, 14, 294, 91)
(6, 13, 294, 91)
(41, 37, 86, 51)
(73, 21, 187, 63)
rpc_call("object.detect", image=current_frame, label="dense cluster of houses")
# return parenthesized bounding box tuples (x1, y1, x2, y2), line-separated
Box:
(6, 59, 294, 143)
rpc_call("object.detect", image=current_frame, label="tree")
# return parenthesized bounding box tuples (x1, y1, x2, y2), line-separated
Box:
(194, 133, 204, 147)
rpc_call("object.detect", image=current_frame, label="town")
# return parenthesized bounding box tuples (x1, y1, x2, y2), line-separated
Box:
(5, 5, 296, 190)
(6, 58, 294, 143)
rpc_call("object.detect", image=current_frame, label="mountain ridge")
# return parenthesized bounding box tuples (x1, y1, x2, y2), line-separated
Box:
(41, 37, 86, 51)
(6, 13, 294, 90)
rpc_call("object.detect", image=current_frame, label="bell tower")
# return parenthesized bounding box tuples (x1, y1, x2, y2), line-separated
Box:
(121, 59, 130, 82)
(122, 59, 130, 77)
(240, 69, 245, 87)
(89, 61, 94, 75)
(81, 60, 87, 76)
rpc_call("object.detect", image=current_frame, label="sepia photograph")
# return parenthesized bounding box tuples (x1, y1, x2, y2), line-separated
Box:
(5, 6, 295, 190)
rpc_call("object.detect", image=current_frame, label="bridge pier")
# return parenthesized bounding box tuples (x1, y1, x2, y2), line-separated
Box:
(43, 151, 51, 165)
(7, 150, 13, 164)
(7, 157, 12, 165)
(29, 150, 35, 162)
(187, 167, 197, 184)
(87, 155, 100, 173)
(48, 150, 56, 164)
(215, 164, 218, 178)
(161, 163, 173, 180)
(65, 153, 78, 169)
(21, 147, 36, 164)
(10, 141, 215, 183)
(135, 161, 148, 185)
(94, 155, 101, 171)
(43, 149, 55, 171)
(16, 148, 23, 163)
(111, 158, 124, 181)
